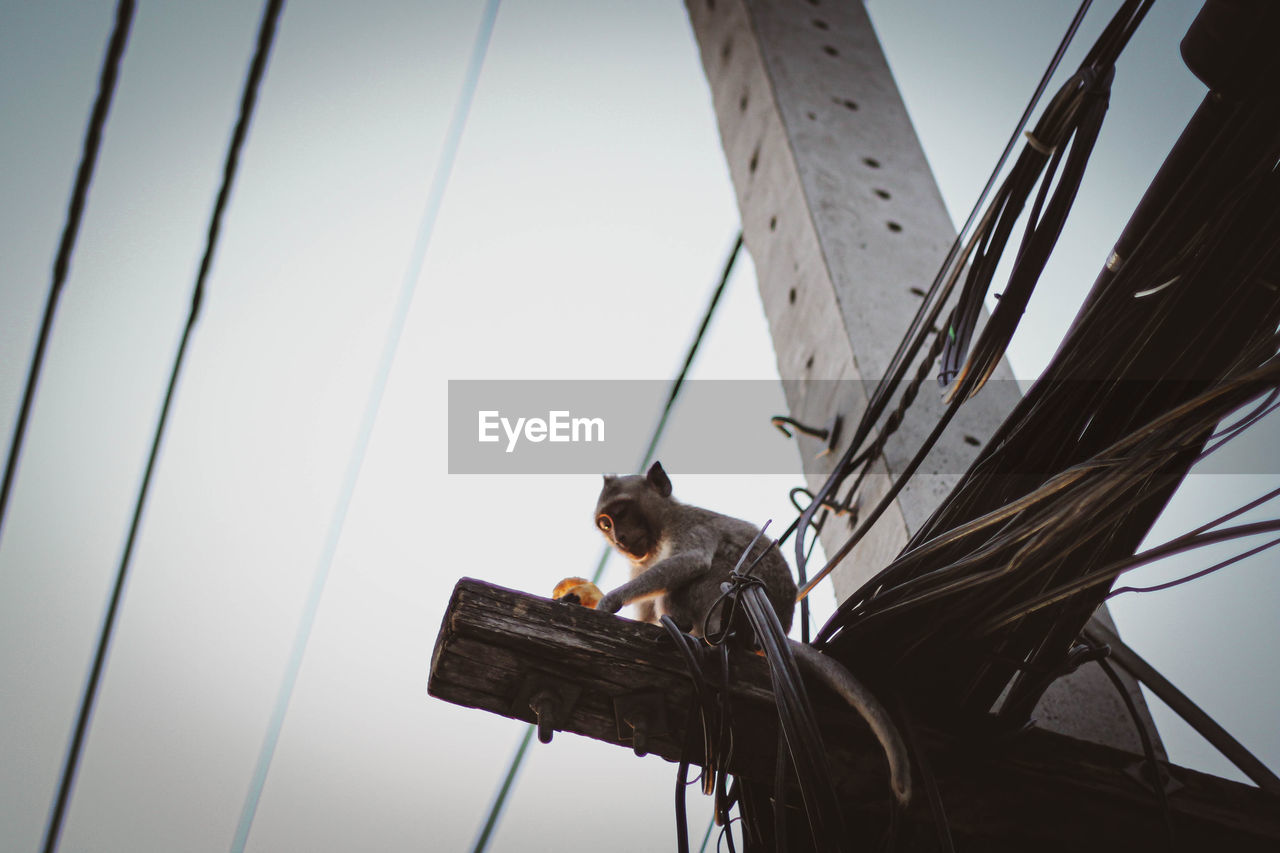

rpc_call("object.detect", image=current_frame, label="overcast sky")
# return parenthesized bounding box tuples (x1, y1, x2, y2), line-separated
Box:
(1, 1, 1275, 851)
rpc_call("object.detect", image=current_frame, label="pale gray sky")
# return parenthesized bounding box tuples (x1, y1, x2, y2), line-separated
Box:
(1, 2, 1274, 852)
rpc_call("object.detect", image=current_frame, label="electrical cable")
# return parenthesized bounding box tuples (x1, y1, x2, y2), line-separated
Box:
(0, 0, 135, 546)
(41, 3, 283, 852)
(471, 231, 743, 853)
(693, 529, 870, 850)
(228, 1, 499, 849)
(675, 695, 698, 853)
(977, 518, 1280, 634)
(772, 728, 790, 853)
(1108, 533, 1280, 597)
(893, 695, 954, 853)
(791, 0, 1111, 595)
(814, 99, 1280, 686)
(1094, 655, 1175, 850)
(868, 0, 1094, 420)
(637, 232, 743, 473)
(1082, 618, 1280, 796)
(818, 363, 1280, 647)
(707, 526, 848, 850)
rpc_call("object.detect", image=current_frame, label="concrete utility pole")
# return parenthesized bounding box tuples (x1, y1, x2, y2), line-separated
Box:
(684, 0, 1156, 752)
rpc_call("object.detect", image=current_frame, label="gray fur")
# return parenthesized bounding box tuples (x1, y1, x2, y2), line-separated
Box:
(593, 461, 797, 637)
(593, 461, 913, 804)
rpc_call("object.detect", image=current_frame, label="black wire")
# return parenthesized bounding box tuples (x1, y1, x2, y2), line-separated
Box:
(713, 644, 736, 820)
(698, 529, 847, 850)
(978, 518, 1280, 634)
(740, 586, 846, 850)
(1095, 655, 1175, 850)
(876, 0, 1095, 408)
(773, 729, 789, 853)
(893, 696, 954, 853)
(0, 0, 135, 545)
(664, 615, 750, 853)
(638, 232, 743, 472)
(794, 0, 1144, 597)
(39, 4, 284, 851)
(1110, 534, 1280, 596)
(663, 616, 720, 793)
(813, 0, 1275, 731)
(676, 694, 700, 853)
(718, 816, 741, 853)
(820, 353, 1280, 646)
(798, 388, 966, 600)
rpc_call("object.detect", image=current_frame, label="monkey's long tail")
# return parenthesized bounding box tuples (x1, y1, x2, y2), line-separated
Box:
(789, 641, 913, 806)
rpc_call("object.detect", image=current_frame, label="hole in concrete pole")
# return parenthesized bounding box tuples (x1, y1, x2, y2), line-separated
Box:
(874, 188, 891, 200)
(863, 157, 881, 168)
(806, 111, 817, 120)
(834, 97, 858, 111)
(909, 287, 926, 298)
(887, 221, 903, 233)
(721, 38, 732, 63)
(812, 19, 829, 30)
(739, 93, 748, 112)
(789, 288, 797, 305)
(822, 45, 839, 57)
(706, 0, 715, 10)
(963, 435, 982, 447)
(769, 216, 777, 231)
(805, 355, 815, 369)
(749, 146, 760, 175)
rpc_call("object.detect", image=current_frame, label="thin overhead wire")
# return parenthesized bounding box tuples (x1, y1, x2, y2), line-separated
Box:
(637, 233, 744, 473)
(0, 0, 135, 546)
(471, 230, 744, 853)
(40, 3, 284, 852)
(230, 1, 500, 850)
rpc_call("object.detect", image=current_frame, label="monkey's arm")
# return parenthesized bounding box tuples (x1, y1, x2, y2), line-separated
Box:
(596, 550, 712, 616)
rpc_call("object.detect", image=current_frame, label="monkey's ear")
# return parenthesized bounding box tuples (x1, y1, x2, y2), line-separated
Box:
(646, 461, 672, 497)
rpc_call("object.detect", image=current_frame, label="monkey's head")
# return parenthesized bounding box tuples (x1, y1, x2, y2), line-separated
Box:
(594, 460, 674, 560)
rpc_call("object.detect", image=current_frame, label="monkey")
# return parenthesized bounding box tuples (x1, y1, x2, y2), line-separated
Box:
(594, 461, 796, 637)
(593, 461, 913, 806)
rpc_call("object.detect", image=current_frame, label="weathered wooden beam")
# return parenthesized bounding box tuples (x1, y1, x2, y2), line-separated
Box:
(429, 578, 1280, 851)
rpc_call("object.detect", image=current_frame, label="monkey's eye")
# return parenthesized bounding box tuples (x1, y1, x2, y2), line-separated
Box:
(596, 514, 613, 533)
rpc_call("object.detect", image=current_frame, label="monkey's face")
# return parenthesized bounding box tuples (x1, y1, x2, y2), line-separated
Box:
(594, 463, 672, 560)
(594, 495, 655, 559)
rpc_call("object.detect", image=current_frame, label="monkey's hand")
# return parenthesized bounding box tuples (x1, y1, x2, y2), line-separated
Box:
(595, 591, 623, 615)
